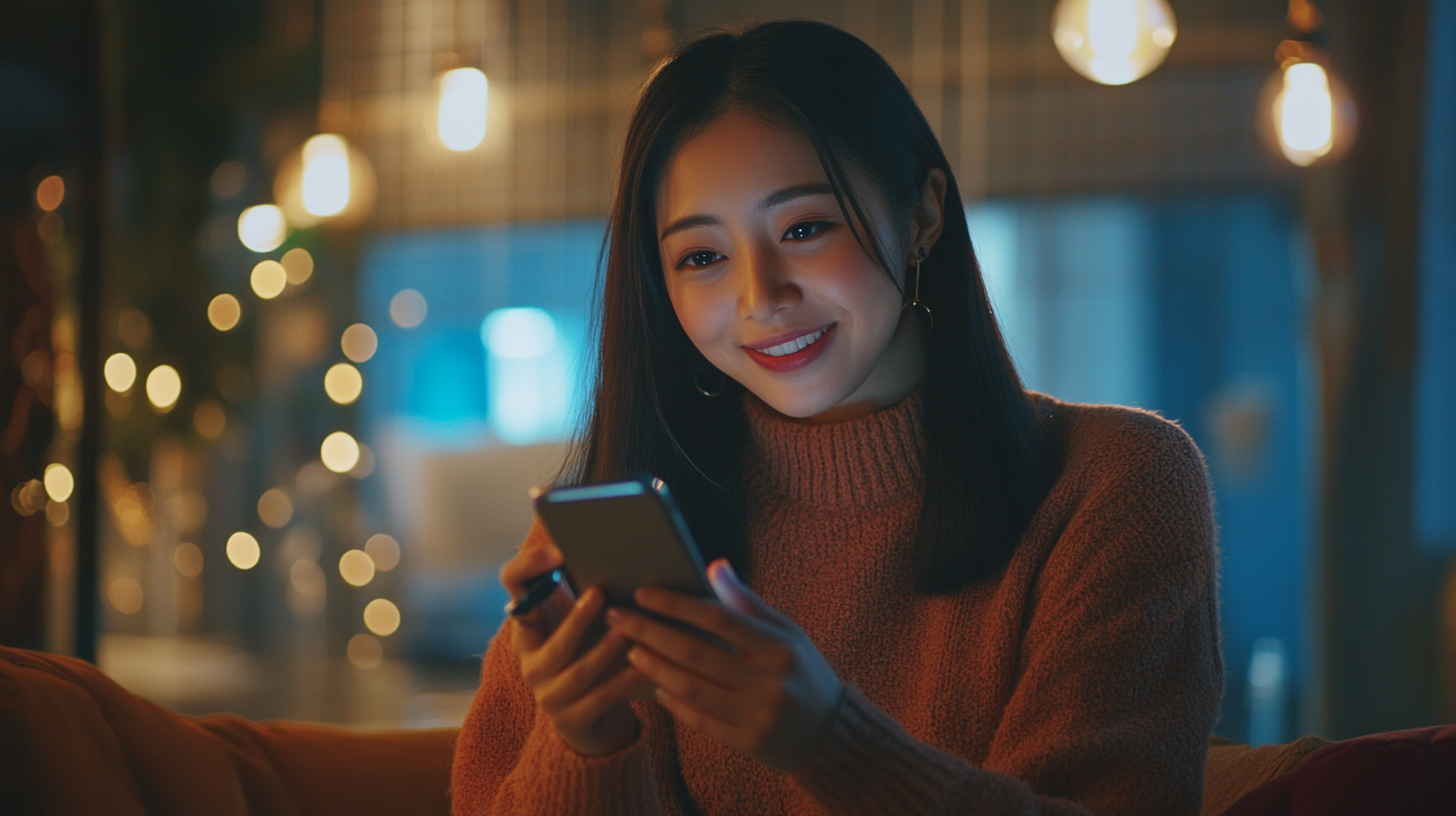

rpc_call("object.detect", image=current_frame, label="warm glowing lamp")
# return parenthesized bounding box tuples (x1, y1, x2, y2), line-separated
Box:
(1052, 0, 1177, 86)
(1259, 55, 1357, 167)
(273, 134, 376, 228)
(437, 67, 489, 151)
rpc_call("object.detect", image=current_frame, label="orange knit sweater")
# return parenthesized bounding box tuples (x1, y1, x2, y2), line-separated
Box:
(451, 392, 1222, 815)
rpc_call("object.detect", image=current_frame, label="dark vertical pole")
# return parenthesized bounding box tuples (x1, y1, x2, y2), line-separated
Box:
(1313, 0, 1444, 738)
(72, 0, 113, 664)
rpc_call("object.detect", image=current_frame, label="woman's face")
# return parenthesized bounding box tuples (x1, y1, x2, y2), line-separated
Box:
(656, 110, 941, 421)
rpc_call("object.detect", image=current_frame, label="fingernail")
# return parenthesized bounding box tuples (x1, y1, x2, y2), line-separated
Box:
(575, 587, 595, 608)
(606, 608, 623, 626)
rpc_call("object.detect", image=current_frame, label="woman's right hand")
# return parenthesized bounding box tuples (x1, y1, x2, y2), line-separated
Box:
(501, 544, 646, 757)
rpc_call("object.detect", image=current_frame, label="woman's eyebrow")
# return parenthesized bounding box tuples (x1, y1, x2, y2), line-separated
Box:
(758, 182, 834, 210)
(659, 183, 836, 242)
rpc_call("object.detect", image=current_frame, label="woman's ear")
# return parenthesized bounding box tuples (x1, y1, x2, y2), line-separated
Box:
(911, 167, 947, 257)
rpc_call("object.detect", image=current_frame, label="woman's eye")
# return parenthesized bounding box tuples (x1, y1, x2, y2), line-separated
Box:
(681, 250, 720, 268)
(783, 221, 825, 241)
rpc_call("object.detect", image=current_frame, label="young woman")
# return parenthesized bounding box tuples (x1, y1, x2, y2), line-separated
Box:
(452, 20, 1221, 816)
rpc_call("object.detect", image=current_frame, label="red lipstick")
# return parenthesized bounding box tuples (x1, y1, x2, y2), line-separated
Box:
(742, 324, 836, 373)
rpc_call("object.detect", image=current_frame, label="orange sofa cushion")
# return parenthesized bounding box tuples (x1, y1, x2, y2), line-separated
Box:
(0, 645, 456, 816)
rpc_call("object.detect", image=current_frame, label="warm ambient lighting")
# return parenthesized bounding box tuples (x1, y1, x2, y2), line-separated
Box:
(193, 400, 227, 440)
(365, 533, 400, 571)
(324, 363, 363, 404)
(43, 463, 74, 503)
(1266, 59, 1357, 167)
(226, 532, 261, 570)
(251, 260, 287, 299)
(257, 488, 294, 528)
(302, 134, 351, 217)
(208, 294, 241, 330)
(437, 67, 489, 151)
(104, 353, 137, 392)
(237, 204, 288, 252)
(174, 542, 204, 577)
(347, 633, 383, 669)
(320, 431, 361, 473)
(108, 577, 144, 615)
(339, 549, 376, 587)
(341, 323, 378, 362)
(145, 365, 182, 410)
(36, 175, 65, 211)
(1052, 0, 1177, 86)
(363, 598, 400, 636)
(281, 247, 314, 284)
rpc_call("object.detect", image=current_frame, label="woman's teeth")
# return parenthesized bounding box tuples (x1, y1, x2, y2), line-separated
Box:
(759, 326, 828, 357)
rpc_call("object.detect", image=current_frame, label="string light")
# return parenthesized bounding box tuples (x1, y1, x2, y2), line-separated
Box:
(145, 365, 182, 410)
(104, 353, 137, 392)
(237, 204, 288, 252)
(226, 532, 261, 570)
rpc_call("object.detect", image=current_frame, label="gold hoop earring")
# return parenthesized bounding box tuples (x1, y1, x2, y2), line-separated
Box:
(902, 245, 933, 332)
(694, 366, 725, 398)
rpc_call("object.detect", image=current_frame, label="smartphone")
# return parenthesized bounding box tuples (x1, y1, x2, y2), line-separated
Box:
(533, 476, 713, 608)
(533, 476, 726, 651)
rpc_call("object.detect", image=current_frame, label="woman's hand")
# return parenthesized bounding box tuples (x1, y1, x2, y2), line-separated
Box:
(605, 559, 844, 772)
(500, 545, 646, 757)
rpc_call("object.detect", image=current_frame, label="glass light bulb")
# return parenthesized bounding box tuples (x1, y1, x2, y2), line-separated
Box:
(438, 68, 489, 151)
(301, 134, 351, 217)
(1052, 0, 1177, 86)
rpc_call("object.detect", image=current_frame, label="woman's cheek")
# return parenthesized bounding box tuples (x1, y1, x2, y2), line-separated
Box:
(672, 281, 739, 369)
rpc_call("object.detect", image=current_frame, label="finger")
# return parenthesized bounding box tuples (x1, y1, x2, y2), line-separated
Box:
(627, 645, 746, 726)
(632, 587, 779, 653)
(500, 546, 564, 596)
(606, 608, 754, 690)
(653, 686, 742, 750)
(537, 628, 633, 710)
(510, 583, 577, 652)
(523, 586, 603, 684)
(706, 559, 793, 626)
(560, 664, 650, 727)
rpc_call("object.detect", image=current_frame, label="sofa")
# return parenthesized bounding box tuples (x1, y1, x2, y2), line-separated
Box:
(2, 645, 1452, 815)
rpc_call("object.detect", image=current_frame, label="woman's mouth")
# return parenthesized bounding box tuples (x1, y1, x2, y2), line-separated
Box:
(742, 324, 835, 373)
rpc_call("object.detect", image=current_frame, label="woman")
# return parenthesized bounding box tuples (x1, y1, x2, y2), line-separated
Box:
(452, 20, 1221, 816)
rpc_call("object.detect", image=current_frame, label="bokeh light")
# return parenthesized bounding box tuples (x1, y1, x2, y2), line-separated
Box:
(347, 633, 383, 669)
(174, 542, 204, 578)
(281, 247, 314, 284)
(146, 365, 182, 410)
(257, 488, 294, 528)
(208, 294, 242, 330)
(1052, 0, 1176, 86)
(36, 175, 65, 211)
(324, 363, 363, 404)
(107, 577, 144, 615)
(104, 352, 137, 392)
(43, 463, 74, 502)
(389, 289, 427, 328)
(193, 400, 227, 440)
(363, 598, 400, 636)
(365, 533, 400, 572)
(226, 532, 261, 570)
(340, 323, 378, 363)
(301, 134, 351, 217)
(482, 307, 557, 359)
(438, 67, 489, 151)
(349, 443, 375, 479)
(237, 204, 288, 252)
(46, 500, 69, 527)
(320, 431, 360, 473)
(339, 549, 376, 587)
(251, 260, 287, 299)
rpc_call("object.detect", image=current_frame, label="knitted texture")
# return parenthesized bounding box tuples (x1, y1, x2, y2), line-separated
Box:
(451, 392, 1222, 816)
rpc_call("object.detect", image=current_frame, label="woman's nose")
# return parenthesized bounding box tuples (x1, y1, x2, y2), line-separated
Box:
(736, 246, 801, 320)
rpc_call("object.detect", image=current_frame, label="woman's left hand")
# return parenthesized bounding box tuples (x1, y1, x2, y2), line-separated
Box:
(604, 558, 843, 773)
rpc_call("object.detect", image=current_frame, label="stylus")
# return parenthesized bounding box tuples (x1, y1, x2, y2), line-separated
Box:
(505, 568, 563, 617)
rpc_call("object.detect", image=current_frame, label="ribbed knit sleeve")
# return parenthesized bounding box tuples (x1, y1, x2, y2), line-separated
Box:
(792, 406, 1221, 816)
(450, 620, 671, 816)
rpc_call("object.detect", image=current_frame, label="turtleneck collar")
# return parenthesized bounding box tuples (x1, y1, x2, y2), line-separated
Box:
(743, 390, 925, 509)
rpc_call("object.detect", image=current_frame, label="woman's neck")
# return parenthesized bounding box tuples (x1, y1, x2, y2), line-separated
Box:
(801, 308, 924, 424)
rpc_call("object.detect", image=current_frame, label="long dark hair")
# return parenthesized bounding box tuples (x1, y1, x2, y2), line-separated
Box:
(564, 20, 1050, 593)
